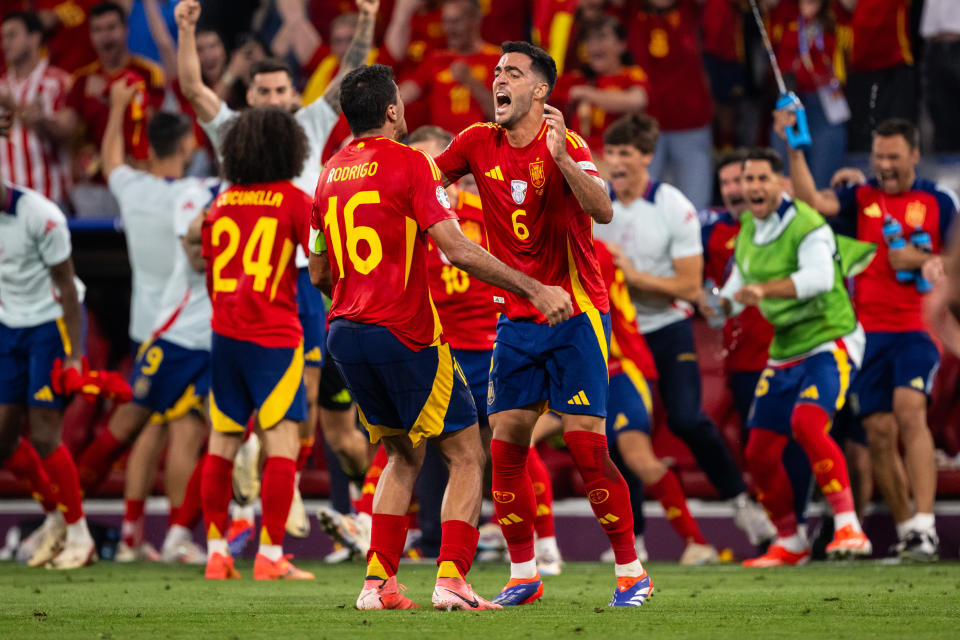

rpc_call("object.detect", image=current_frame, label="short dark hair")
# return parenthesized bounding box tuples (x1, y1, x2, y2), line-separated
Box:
(501, 41, 557, 98)
(603, 113, 659, 154)
(743, 147, 784, 175)
(716, 148, 748, 172)
(147, 112, 193, 159)
(220, 107, 307, 185)
(249, 58, 293, 82)
(340, 64, 398, 136)
(2, 11, 43, 34)
(89, 1, 127, 24)
(407, 125, 453, 149)
(873, 118, 919, 150)
(579, 15, 626, 43)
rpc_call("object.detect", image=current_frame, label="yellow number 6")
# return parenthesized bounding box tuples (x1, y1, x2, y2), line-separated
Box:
(755, 368, 774, 397)
(512, 209, 529, 240)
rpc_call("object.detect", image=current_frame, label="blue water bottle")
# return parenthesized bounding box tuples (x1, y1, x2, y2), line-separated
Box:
(882, 215, 915, 283)
(910, 227, 933, 293)
(776, 92, 812, 150)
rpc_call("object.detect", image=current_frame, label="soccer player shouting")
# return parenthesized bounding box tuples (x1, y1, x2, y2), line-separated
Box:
(200, 107, 314, 581)
(718, 149, 872, 566)
(434, 41, 652, 607)
(310, 64, 570, 611)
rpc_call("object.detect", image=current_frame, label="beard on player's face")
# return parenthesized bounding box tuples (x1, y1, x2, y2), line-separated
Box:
(496, 90, 533, 129)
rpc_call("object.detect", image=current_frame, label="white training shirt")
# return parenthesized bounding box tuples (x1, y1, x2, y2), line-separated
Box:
(200, 99, 338, 268)
(0, 184, 85, 328)
(150, 179, 219, 352)
(594, 181, 702, 334)
(108, 166, 206, 344)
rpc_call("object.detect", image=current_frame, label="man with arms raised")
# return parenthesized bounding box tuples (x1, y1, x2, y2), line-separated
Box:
(434, 42, 651, 607)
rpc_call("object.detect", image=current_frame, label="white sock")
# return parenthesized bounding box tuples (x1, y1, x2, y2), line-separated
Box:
(615, 559, 644, 577)
(509, 559, 538, 579)
(896, 516, 916, 540)
(732, 492, 750, 509)
(535, 536, 559, 555)
(164, 524, 191, 550)
(43, 511, 62, 530)
(913, 512, 936, 534)
(258, 544, 283, 561)
(834, 511, 861, 533)
(233, 504, 256, 523)
(65, 518, 92, 544)
(207, 538, 228, 558)
(776, 532, 807, 553)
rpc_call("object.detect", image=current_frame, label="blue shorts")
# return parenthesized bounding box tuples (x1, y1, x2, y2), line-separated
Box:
(0, 319, 69, 409)
(327, 319, 477, 447)
(848, 331, 940, 417)
(488, 310, 611, 417)
(605, 370, 653, 441)
(748, 348, 856, 434)
(209, 333, 307, 433)
(297, 267, 327, 368)
(131, 338, 209, 419)
(452, 348, 492, 429)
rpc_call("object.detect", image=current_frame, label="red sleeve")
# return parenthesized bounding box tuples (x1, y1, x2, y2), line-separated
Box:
(291, 190, 312, 254)
(565, 130, 600, 176)
(434, 125, 481, 183)
(65, 75, 84, 111)
(409, 149, 458, 231)
(409, 52, 435, 92)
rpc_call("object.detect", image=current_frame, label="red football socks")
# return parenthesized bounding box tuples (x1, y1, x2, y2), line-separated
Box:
(490, 439, 537, 563)
(791, 404, 855, 515)
(5, 438, 57, 512)
(437, 520, 479, 579)
(526, 446, 555, 539)
(646, 470, 706, 544)
(745, 428, 797, 537)
(41, 445, 84, 524)
(172, 455, 204, 529)
(563, 430, 637, 565)
(122, 499, 146, 548)
(367, 513, 408, 579)
(296, 437, 314, 472)
(76, 428, 126, 495)
(354, 445, 387, 516)
(201, 454, 233, 541)
(259, 456, 296, 547)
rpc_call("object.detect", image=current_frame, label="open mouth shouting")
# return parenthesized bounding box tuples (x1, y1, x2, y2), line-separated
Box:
(495, 91, 512, 118)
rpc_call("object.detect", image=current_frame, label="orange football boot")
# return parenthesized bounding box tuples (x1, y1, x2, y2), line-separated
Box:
(742, 544, 810, 567)
(205, 551, 241, 579)
(253, 553, 315, 580)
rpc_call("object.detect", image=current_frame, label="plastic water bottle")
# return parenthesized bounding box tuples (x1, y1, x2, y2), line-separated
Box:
(910, 227, 933, 293)
(882, 215, 915, 283)
(703, 279, 726, 328)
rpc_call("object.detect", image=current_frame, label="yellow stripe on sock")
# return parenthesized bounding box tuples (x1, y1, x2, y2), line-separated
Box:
(366, 552, 390, 580)
(437, 560, 462, 579)
(260, 527, 272, 546)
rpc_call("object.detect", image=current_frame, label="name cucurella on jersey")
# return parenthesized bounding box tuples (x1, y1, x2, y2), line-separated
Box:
(216, 189, 284, 208)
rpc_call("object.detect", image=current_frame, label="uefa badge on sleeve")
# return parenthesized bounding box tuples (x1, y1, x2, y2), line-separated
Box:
(436, 186, 451, 209)
(511, 180, 527, 205)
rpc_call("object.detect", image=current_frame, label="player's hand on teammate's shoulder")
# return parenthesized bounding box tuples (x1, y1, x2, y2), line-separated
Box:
(530, 283, 574, 327)
(543, 104, 570, 161)
(356, 0, 379, 16)
(830, 167, 867, 189)
(174, 0, 201, 29)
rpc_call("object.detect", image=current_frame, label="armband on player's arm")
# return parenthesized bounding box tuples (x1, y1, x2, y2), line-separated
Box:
(308, 226, 327, 254)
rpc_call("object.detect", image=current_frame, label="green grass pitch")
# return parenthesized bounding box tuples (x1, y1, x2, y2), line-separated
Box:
(1, 561, 958, 639)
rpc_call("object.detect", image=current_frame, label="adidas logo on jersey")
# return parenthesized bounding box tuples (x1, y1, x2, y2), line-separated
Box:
(484, 166, 505, 181)
(567, 390, 590, 406)
(910, 376, 925, 390)
(800, 385, 820, 400)
(33, 386, 54, 402)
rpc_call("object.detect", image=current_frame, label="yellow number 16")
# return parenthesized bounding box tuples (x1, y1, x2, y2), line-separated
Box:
(324, 191, 383, 275)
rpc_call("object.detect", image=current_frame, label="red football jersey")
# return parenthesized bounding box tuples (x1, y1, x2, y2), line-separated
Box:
(435, 122, 609, 323)
(701, 0, 744, 62)
(67, 57, 165, 162)
(848, 0, 912, 73)
(552, 66, 650, 153)
(202, 181, 311, 348)
(626, 0, 714, 131)
(35, 0, 99, 73)
(313, 136, 458, 351)
(426, 189, 499, 351)
(770, 4, 842, 94)
(409, 45, 503, 136)
(596, 240, 657, 381)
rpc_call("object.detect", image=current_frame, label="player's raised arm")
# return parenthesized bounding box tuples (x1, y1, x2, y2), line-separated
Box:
(773, 108, 840, 216)
(321, 0, 379, 114)
(175, 0, 221, 123)
(428, 218, 573, 326)
(101, 78, 140, 179)
(543, 105, 613, 223)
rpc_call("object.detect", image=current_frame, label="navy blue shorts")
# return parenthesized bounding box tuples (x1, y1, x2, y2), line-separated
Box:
(748, 348, 856, 435)
(605, 371, 653, 441)
(848, 331, 940, 417)
(488, 310, 611, 417)
(297, 267, 327, 368)
(130, 338, 209, 420)
(0, 319, 69, 409)
(327, 319, 477, 447)
(452, 348, 492, 429)
(209, 333, 307, 433)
